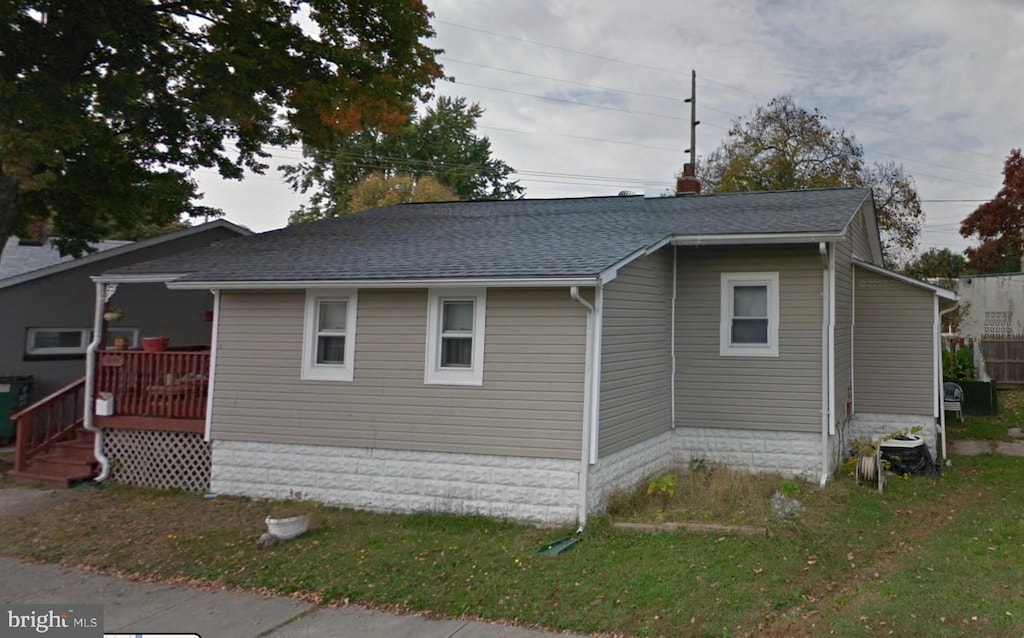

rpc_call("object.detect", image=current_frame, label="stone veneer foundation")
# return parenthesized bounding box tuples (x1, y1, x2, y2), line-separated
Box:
(212, 421, 876, 526)
(211, 440, 580, 526)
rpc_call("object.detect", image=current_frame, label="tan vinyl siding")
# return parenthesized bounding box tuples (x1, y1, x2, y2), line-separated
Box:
(850, 205, 874, 262)
(853, 267, 934, 414)
(675, 245, 823, 432)
(834, 239, 854, 422)
(599, 249, 673, 456)
(212, 288, 587, 459)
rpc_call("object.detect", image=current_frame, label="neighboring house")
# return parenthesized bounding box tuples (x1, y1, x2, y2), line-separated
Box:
(956, 272, 1024, 340)
(0, 220, 251, 401)
(91, 188, 955, 525)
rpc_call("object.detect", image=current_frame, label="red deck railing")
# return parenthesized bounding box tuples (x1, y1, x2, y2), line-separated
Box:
(96, 350, 211, 419)
(13, 378, 86, 472)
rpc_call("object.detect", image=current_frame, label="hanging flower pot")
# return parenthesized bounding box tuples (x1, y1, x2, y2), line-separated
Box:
(103, 307, 124, 322)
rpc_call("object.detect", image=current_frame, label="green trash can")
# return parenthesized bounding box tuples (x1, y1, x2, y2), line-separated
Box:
(0, 375, 33, 443)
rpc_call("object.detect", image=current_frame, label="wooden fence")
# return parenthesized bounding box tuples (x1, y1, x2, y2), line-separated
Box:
(979, 335, 1024, 388)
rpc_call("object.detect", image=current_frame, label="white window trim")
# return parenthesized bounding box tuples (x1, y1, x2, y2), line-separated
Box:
(425, 287, 486, 386)
(301, 289, 358, 381)
(720, 272, 780, 357)
(26, 327, 140, 355)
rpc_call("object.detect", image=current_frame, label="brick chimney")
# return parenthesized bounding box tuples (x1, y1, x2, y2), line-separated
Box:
(18, 219, 51, 246)
(675, 163, 701, 195)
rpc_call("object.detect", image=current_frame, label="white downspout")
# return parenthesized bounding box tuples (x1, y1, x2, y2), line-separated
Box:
(670, 246, 677, 428)
(819, 243, 830, 486)
(590, 284, 604, 465)
(570, 286, 594, 528)
(850, 265, 856, 414)
(203, 290, 221, 442)
(938, 300, 959, 462)
(84, 282, 112, 481)
(828, 245, 836, 436)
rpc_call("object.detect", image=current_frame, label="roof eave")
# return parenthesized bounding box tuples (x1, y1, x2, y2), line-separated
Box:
(669, 231, 845, 246)
(165, 276, 602, 291)
(853, 259, 957, 300)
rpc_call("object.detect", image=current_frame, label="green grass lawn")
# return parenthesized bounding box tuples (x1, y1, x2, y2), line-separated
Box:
(947, 389, 1024, 441)
(3, 452, 1024, 637)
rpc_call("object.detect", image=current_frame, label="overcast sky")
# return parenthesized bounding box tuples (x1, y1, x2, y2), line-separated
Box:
(194, 0, 1023, 256)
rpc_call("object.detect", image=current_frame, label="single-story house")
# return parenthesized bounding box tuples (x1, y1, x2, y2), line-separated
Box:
(91, 187, 956, 525)
(0, 220, 250, 401)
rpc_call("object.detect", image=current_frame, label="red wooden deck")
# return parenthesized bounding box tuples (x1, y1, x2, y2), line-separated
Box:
(96, 350, 211, 420)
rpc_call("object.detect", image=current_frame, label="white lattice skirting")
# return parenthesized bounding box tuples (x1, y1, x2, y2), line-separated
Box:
(103, 429, 211, 493)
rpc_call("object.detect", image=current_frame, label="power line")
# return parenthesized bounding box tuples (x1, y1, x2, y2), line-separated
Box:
(436, 19, 1007, 163)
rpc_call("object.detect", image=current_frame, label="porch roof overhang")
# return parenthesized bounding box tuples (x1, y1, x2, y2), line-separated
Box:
(853, 259, 957, 301)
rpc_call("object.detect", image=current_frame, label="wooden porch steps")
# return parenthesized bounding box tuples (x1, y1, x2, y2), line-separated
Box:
(7, 430, 98, 487)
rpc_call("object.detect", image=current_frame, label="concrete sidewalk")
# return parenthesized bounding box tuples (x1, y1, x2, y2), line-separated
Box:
(0, 557, 586, 638)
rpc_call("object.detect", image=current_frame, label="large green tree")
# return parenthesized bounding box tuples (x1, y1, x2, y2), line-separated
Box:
(960, 148, 1024, 274)
(0, 0, 443, 261)
(698, 96, 924, 266)
(902, 247, 966, 280)
(285, 95, 523, 223)
(345, 172, 457, 213)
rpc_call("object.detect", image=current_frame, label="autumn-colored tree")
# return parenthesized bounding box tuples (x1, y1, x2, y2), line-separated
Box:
(699, 96, 924, 266)
(0, 1, 443, 262)
(346, 173, 457, 213)
(285, 96, 522, 223)
(960, 149, 1024, 274)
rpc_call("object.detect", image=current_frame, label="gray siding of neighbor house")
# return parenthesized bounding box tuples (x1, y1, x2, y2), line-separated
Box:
(212, 287, 588, 459)
(675, 245, 823, 432)
(0, 227, 239, 400)
(853, 267, 934, 415)
(599, 248, 673, 457)
(834, 239, 854, 424)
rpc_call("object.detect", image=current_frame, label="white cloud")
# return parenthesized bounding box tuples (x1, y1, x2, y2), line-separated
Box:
(196, 0, 1023, 254)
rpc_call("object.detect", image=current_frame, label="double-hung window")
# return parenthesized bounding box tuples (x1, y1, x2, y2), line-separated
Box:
(720, 272, 779, 357)
(302, 290, 357, 381)
(425, 288, 486, 385)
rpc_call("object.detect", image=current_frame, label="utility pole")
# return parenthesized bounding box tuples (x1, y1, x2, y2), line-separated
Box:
(677, 70, 702, 194)
(686, 70, 699, 174)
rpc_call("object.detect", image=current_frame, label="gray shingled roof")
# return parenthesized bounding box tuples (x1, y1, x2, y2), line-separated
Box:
(107, 188, 872, 283)
(0, 237, 132, 280)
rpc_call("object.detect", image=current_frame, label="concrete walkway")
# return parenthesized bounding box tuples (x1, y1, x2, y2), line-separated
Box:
(0, 556, 585, 637)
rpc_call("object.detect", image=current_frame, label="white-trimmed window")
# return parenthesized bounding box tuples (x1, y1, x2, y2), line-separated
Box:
(25, 327, 140, 356)
(301, 290, 358, 381)
(720, 272, 779, 357)
(425, 288, 486, 385)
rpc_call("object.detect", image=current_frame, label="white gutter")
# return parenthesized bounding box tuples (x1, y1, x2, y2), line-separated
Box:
(91, 273, 187, 284)
(671, 231, 843, 247)
(203, 290, 221, 442)
(670, 245, 677, 428)
(819, 243, 831, 486)
(164, 276, 600, 291)
(84, 282, 112, 481)
(570, 286, 595, 528)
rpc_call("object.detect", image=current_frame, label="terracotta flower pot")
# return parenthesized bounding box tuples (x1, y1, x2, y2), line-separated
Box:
(141, 337, 169, 352)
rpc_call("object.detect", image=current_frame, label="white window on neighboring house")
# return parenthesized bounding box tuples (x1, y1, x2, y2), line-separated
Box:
(301, 290, 358, 381)
(720, 272, 780, 357)
(425, 288, 486, 385)
(26, 327, 140, 356)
